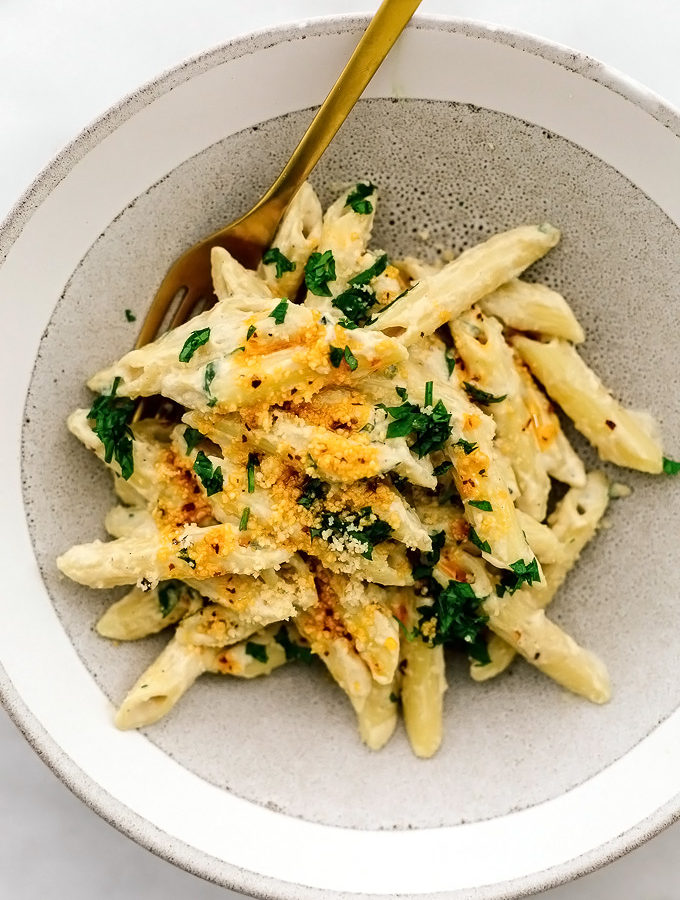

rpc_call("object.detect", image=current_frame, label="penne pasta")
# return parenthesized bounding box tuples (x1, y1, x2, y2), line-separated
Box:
(513, 336, 663, 473)
(258, 181, 323, 298)
(479, 278, 585, 343)
(370, 224, 560, 344)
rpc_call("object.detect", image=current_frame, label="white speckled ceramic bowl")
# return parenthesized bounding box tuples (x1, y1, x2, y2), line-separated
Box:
(1, 15, 680, 899)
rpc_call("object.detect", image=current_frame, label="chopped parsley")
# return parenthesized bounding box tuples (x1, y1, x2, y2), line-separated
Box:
(445, 349, 456, 376)
(158, 580, 185, 617)
(184, 426, 204, 453)
(418, 580, 490, 664)
(297, 477, 328, 509)
(262, 247, 295, 279)
(468, 499, 492, 511)
(348, 253, 388, 286)
(332, 286, 377, 328)
(378, 386, 452, 457)
(454, 438, 478, 455)
(239, 507, 250, 531)
(510, 557, 541, 586)
(329, 344, 358, 371)
(411, 529, 446, 581)
(309, 507, 392, 560)
(246, 453, 259, 493)
(373, 283, 417, 318)
(246, 324, 257, 341)
(495, 557, 541, 597)
(424, 381, 434, 408)
(305, 250, 336, 296)
(410, 530, 490, 663)
(87, 376, 135, 480)
(177, 547, 196, 569)
(274, 626, 313, 663)
(345, 181, 375, 215)
(245, 641, 269, 664)
(463, 381, 507, 405)
(193, 450, 223, 496)
(269, 299, 289, 325)
(432, 460, 453, 478)
(179, 327, 210, 363)
(124, 308, 136, 322)
(394, 616, 417, 642)
(468, 526, 491, 554)
(203, 361, 217, 406)
(663, 456, 680, 475)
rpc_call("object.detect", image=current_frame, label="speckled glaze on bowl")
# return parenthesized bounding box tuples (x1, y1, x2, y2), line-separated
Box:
(1, 16, 680, 900)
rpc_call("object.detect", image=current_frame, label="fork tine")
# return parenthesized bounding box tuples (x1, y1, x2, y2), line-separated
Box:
(168, 280, 214, 331)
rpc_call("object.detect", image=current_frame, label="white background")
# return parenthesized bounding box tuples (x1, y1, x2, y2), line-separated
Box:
(1, 1, 679, 897)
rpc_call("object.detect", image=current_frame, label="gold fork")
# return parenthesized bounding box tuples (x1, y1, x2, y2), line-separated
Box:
(134, 0, 422, 351)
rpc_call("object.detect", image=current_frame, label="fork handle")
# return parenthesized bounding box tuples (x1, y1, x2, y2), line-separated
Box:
(248, 0, 422, 233)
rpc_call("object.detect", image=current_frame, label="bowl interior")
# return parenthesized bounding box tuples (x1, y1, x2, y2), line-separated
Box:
(22, 96, 680, 831)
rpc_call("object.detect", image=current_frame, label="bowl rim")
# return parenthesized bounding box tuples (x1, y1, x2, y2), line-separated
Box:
(2, 13, 680, 900)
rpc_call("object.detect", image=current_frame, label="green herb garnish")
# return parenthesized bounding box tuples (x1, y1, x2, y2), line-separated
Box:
(424, 381, 433, 408)
(663, 456, 680, 475)
(245, 641, 269, 664)
(329, 345, 344, 368)
(333, 286, 377, 328)
(124, 308, 136, 322)
(394, 616, 417, 642)
(378, 386, 452, 458)
(418, 579, 490, 664)
(239, 507, 250, 531)
(468, 499, 492, 511)
(310, 507, 392, 560)
(274, 626, 313, 663)
(158, 580, 184, 617)
(177, 547, 196, 569)
(373, 283, 417, 318)
(305, 250, 336, 296)
(345, 181, 375, 215)
(203, 361, 217, 406)
(184, 426, 204, 454)
(510, 557, 541, 586)
(410, 532, 489, 663)
(463, 381, 507, 404)
(192, 450, 223, 496)
(432, 461, 453, 477)
(262, 247, 295, 279)
(87, 377, 135, 480)
(246, 453, 259, 493)
(329, 344, 358, 371)
(179, 327, 210, 363)
(445, 349, 456, 376)
(454, 438, 478, 455)
(349, 253, 388, 286)
(468, 526, 491, 554)
(246, 324, 257, 341)
(269, 299, 289, 325)
(343, 346, 358, 371)
(297, 477, 328, 509)
(496, 557, 541, 597)
(411, 529, 446, 581)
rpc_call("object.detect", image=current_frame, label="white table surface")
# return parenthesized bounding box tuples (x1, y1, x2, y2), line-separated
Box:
(2, 1, 679, 897)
